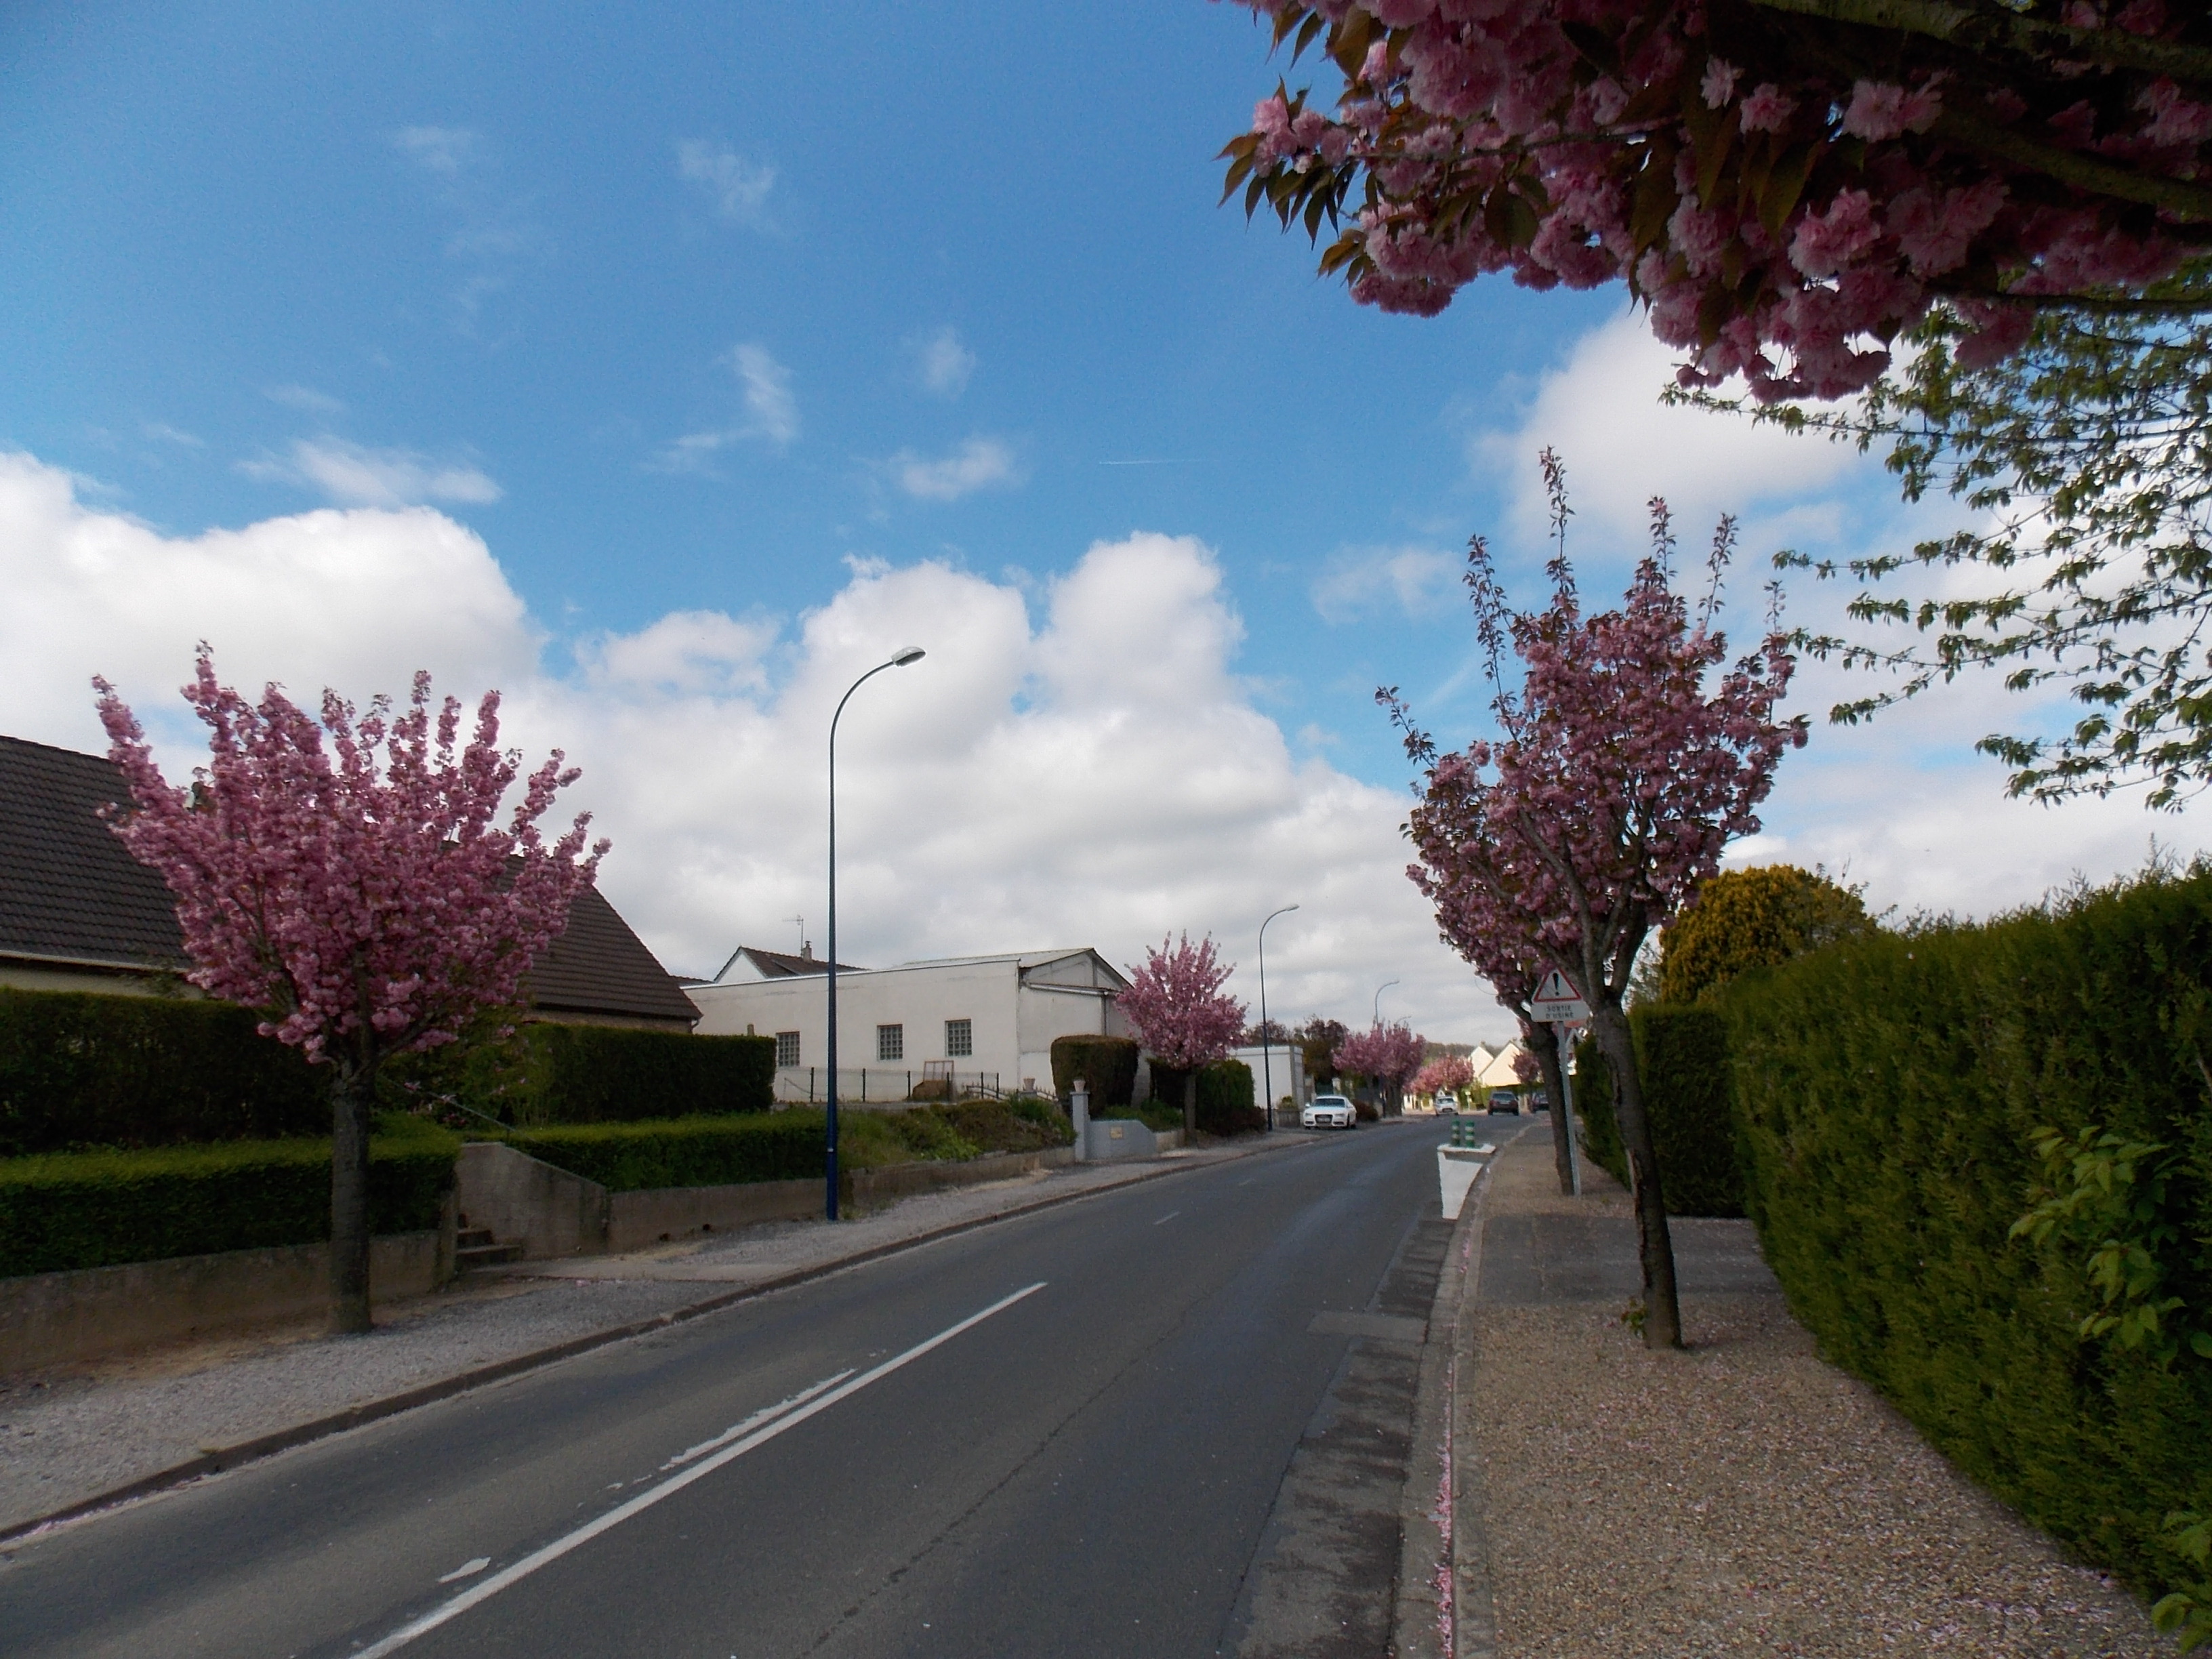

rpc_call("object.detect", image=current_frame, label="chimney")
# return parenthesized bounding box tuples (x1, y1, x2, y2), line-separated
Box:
(801, 941, 813, 960)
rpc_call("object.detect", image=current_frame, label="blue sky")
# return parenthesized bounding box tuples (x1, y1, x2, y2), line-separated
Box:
(1, 0, 1612, 759)
(3, 1, 2200, 1040)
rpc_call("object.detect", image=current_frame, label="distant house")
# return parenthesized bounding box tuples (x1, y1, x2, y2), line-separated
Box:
(0, 733, 698, 1031)
(1477, 1039, 1532, 1090)
(689, 946, 1132, 1100)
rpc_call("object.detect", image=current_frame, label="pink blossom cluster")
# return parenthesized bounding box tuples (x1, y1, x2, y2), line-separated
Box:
(1412, 1052, 1475, 1096)
(1386, 455, 1804, 1012)
(94, 651, 605, 1069)
(1334, 1021, 1428, 1088)
(1117, 932, 1249, 1069)
(1226, 1, 2210, 397)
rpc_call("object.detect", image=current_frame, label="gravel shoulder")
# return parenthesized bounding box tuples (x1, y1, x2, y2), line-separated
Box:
(1465, 1127, 2166, 1658)
(0, 1130, 1322, 1536)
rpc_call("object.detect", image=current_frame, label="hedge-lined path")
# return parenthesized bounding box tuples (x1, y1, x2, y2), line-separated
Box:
(0, 1128, 1336, 1538)
(1462, 1125, 2167, 1658)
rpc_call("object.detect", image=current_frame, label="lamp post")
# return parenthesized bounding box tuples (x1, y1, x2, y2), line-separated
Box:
(1373, 979, 1399, 1026)
(825, 646, 926, 1221)
(1256, 904, 1298, 1131)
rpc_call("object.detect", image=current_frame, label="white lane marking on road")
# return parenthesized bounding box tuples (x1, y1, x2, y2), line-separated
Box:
(436, 1558, 490, 1584)
(658, 1370, 853, 1471)
(353, 1282, 1048, 1659)
(1152, 1211, 1181, 1225)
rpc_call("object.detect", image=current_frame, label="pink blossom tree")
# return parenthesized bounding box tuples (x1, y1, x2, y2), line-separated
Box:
(1412, 1052, 1475, 1104)
(94, 651, 605, 1334)
(1332, 1021, 1427, 1114)
(1118, 933, 1249, 1137)
(1383, 452, 1803, 1347)
(1221, 0, 2212, 401)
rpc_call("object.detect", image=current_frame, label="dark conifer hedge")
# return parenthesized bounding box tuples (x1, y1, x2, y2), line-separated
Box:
(0, 989, 327, 1154)
(1725, 865, 2212, 1610)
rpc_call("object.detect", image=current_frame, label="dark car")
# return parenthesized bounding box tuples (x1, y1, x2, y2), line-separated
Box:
(1487, 1090, 1521, 1114)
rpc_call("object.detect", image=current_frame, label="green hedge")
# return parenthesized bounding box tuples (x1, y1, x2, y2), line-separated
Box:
(501, 1097, 1077, 1192)
(1196, 1059, 1261, 1136)
(0, 988, 330, 1155)
(429, 1023, 775, 1126)
(501, 1111, 826, 1191)
(0, 1115, 459, 1277)
(1725, 865, 2212, 1610)
(1050, 1036, 1139, 1107)
(1571, 1008, 1742, 1216)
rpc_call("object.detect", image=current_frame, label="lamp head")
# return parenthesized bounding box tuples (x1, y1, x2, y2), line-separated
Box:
(890, 646, 925, 667)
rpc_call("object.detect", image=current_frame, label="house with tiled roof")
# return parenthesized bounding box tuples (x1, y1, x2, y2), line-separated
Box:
(0, 734, 698, 1030)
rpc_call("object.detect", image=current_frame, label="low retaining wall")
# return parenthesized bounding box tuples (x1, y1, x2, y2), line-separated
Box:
(607, 1147, 1080, 1249)
(1, 1231, 448, 1374)
(457, 1141, 609, 1258)
(454, 1142, 1081, 1256)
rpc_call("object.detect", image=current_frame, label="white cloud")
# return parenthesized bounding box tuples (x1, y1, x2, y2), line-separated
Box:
(646, 345, 800, 474)
(575, 611, 777, 698)
(392, 125, 480, 174)
(13, 443, 2198, 1050)
(265, 384, 345, 415)
(1312, 545, 1458, 623)
(912, 327, 975, 398)
(0, 453, 1502, 1043)
(676, 140, 775, 225)
(0, 451, 536, 754)
(240, 437, 502, 508)
(730, 342, 799, 447)
(891, 437, 1019, 502)
(142, 422, 203, 449)
(1473, 309, 1870, 555)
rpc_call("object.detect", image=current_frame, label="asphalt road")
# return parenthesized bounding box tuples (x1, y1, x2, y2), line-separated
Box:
(1, 1118, 1468, 1659)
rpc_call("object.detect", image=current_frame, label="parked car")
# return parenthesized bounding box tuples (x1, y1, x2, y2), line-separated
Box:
(1487, 1090, 1521, 1114)
(1301, 1094, 1357, 1130)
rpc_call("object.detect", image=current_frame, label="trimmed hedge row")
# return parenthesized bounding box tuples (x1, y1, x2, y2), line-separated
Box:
(1725, 865, 2212, 1610)
(500, 1096, 1078, 1193)
(1050, 1035, 1139, 1107)
(0, 1115, 459, 1277)
(486, 1023, 775, 1126)
(0, 988, 328, 1154)
(1572, 1008, 1742, 1216)
(501, 1112, 826, 1191)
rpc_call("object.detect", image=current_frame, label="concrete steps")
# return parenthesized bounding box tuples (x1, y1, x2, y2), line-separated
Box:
(453, 1225, 523, 1272)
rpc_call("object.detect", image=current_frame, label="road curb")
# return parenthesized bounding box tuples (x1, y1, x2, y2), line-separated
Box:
(1391, 1121, 1518, 1659)
(0, 1132, 1319, 1547)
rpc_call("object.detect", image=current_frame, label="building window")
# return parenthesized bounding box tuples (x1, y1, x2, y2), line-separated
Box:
(945, 1018, 972, 1059)
(877, 1023, 903, 1061)
(775, 1031, 800, 1068)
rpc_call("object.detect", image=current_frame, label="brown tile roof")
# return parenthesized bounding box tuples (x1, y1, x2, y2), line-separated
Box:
(712, 943, 863, 981)
(525, 883, 701, 1025)
(0, 733, 697, 1025)
(0, 734, 189, 972)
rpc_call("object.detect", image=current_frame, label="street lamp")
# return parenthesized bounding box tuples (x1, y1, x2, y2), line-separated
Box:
(1374, 979, 1400, 1026)
(825, 645, 926, 1221)
(1256, 904, 1298, 1132)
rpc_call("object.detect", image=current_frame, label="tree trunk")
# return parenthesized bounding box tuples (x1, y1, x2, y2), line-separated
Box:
(1183, 1070, 1199, 1141)
(1591, 1002, 1682, 1350)
(1529, 1021, 1575, 1195)
(329, 1065, 375, 1336)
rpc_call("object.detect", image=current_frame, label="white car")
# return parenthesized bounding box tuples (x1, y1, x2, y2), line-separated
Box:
(1301, 1094, 1357, 1130)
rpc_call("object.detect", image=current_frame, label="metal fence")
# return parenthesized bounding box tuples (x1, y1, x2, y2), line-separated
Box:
(771, 1067, 1005, 1106)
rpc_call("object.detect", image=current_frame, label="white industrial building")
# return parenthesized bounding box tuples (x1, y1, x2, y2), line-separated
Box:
(689, 945, 1134, 1103)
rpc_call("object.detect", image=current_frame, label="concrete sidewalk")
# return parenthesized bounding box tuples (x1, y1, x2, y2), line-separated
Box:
(1452, 1125, 2165, 1658)
(0, 1128, 1326, 1540)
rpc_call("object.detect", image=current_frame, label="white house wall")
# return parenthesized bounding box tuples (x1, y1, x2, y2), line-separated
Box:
(691, 955, 1129, 1097)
